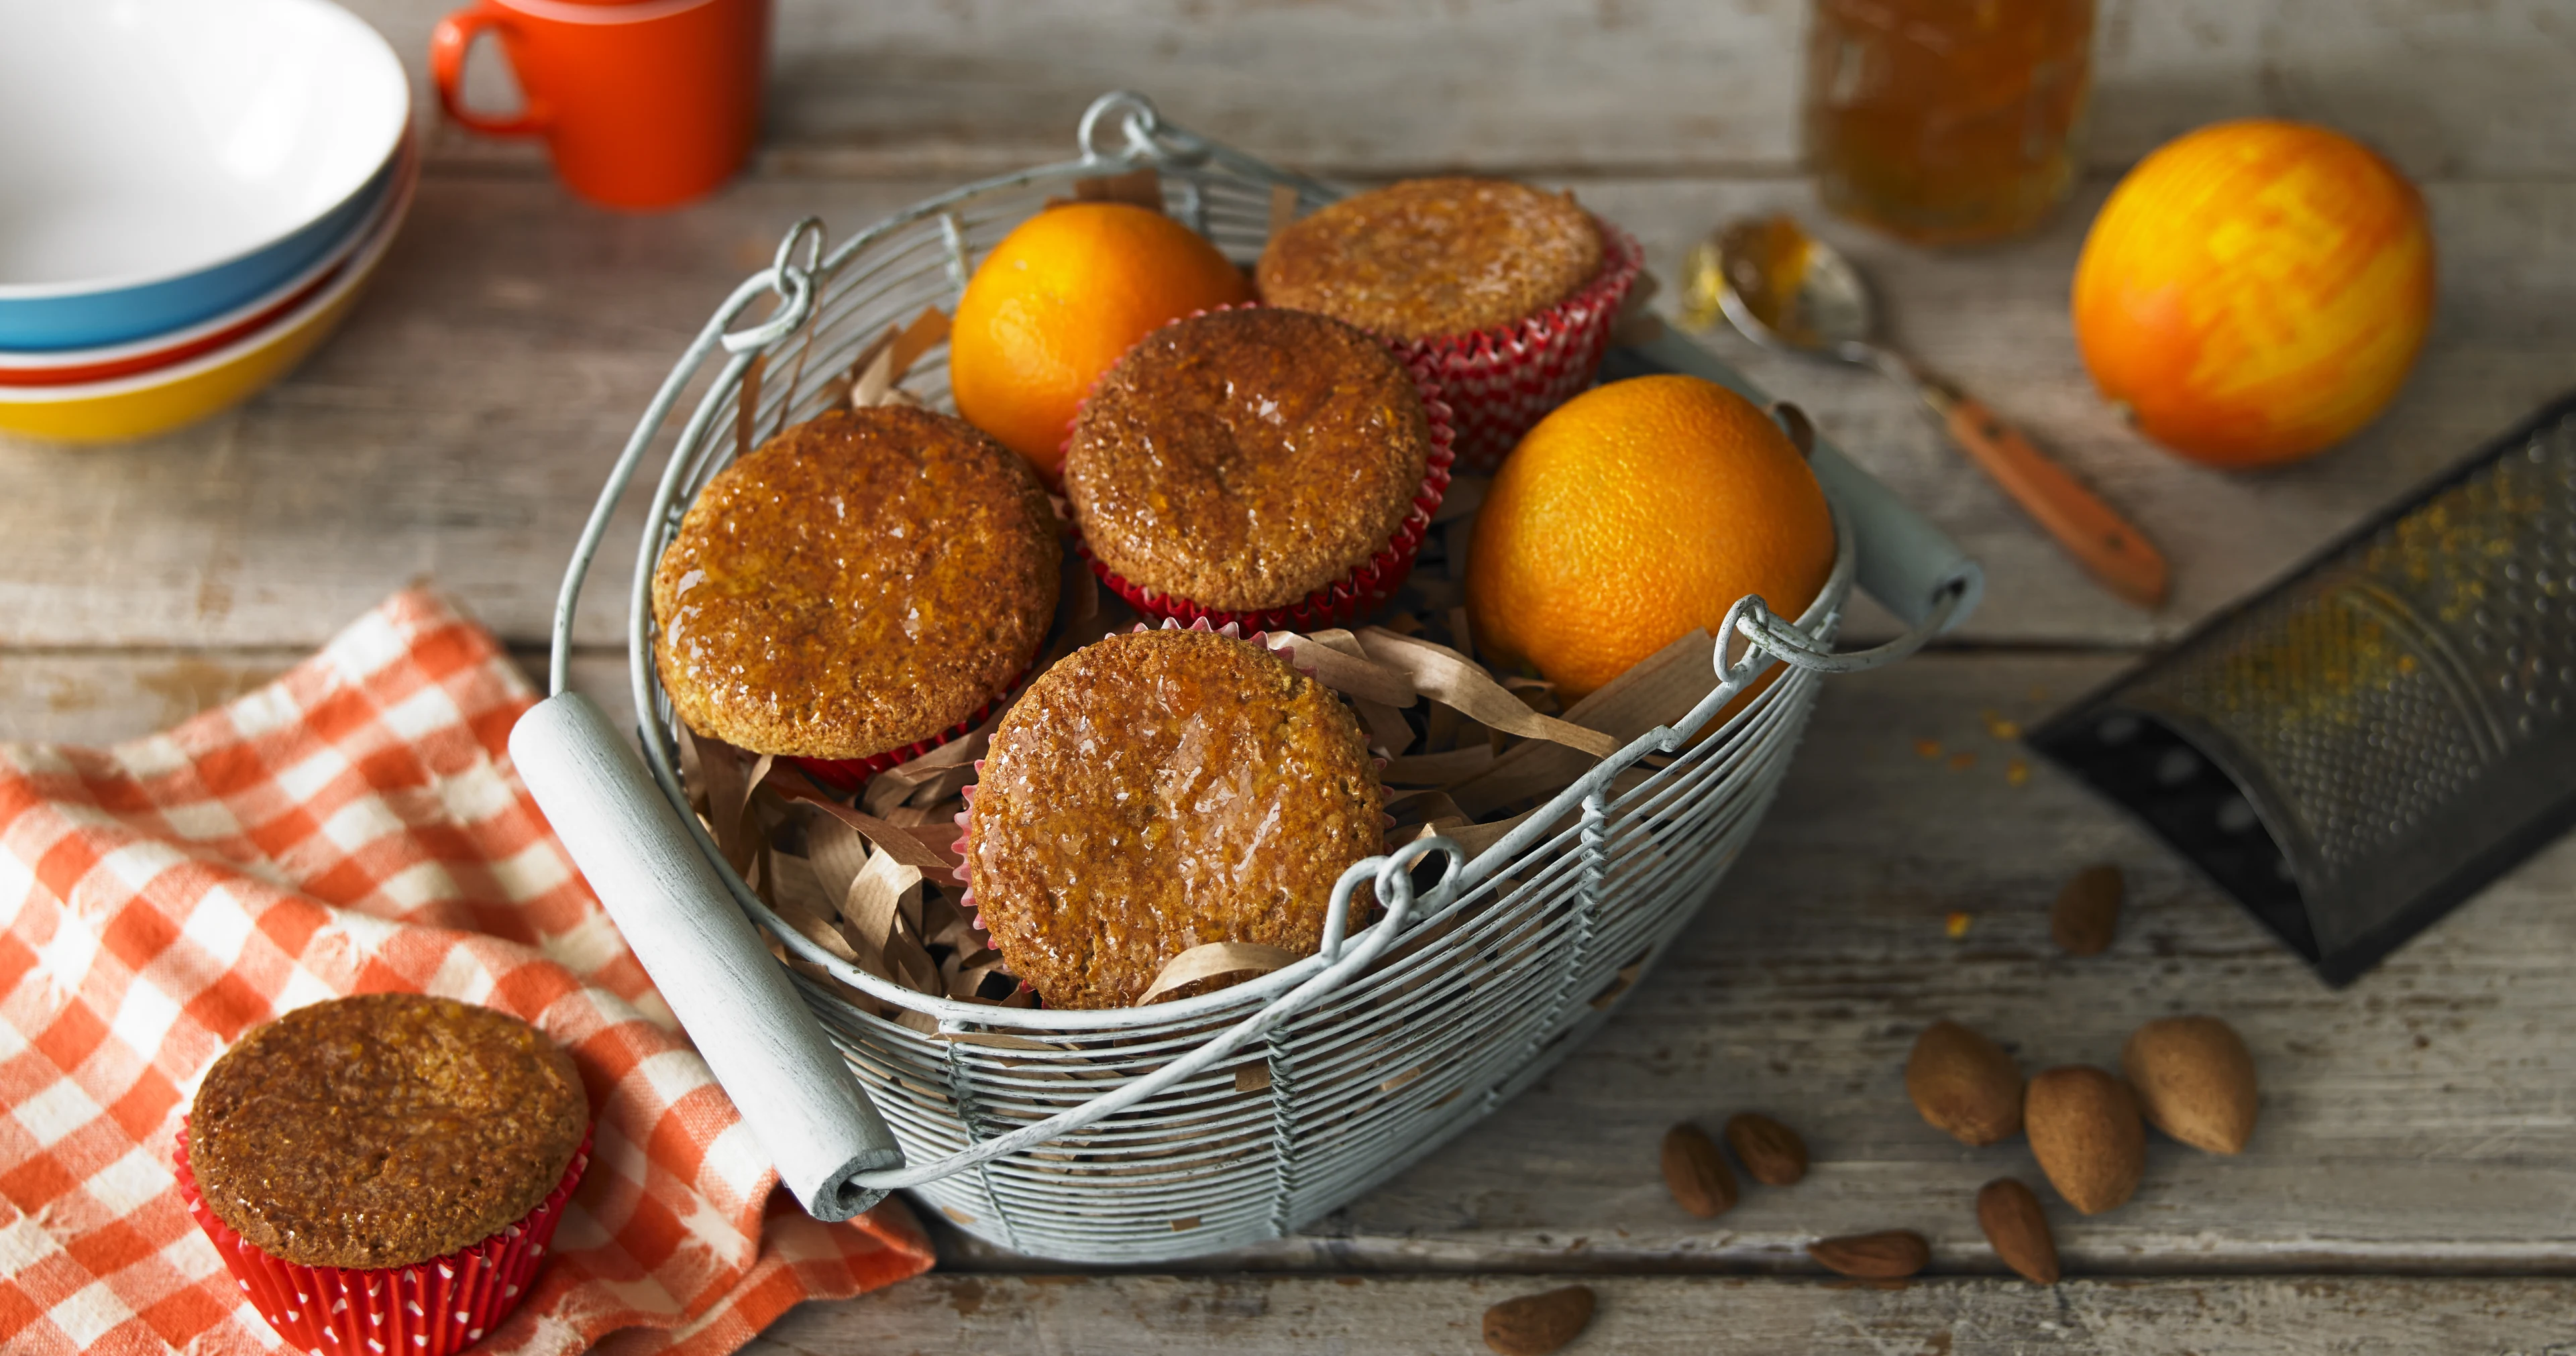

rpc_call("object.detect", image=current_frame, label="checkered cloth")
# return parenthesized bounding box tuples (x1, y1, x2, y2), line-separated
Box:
(0, 589, 933, 1355)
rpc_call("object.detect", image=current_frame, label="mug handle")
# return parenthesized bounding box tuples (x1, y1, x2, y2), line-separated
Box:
(431, 4, 550, 137)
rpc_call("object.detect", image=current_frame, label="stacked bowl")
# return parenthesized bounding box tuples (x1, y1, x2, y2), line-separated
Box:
(0, 0, 415, 443)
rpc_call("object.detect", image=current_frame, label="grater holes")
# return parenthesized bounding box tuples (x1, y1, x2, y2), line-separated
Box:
(2154, 748, 2200, 786)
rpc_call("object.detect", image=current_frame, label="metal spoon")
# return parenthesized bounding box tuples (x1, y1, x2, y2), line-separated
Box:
(1688, 215, 2169, 611)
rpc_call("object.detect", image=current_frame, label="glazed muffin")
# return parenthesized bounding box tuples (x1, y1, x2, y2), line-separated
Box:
(1064, 307, 1442, 620)
(186, 994, 589, 1269)
(653, 405, 1059, 763)
(1255, 177, 1603, 341)
(966, 626, 1385, 1009)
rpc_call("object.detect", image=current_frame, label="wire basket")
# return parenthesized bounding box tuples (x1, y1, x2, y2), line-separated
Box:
(519, 91, 1982, 1263)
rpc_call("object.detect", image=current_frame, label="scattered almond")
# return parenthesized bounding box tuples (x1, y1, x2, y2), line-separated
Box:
(2051, 864, 2123, 956)
(1723, 1112, 1808, 1186)
(1975, 1178, 2060, 1285)
(1660, 1122, 1738, 1218)
(1809, 1229, 1930, 1279)
(1483, 1285, 1595, 1356)
(1904, 1019, 2023, 1145)
(2123, 1015, 2259, 1154)
(2023, 1065, 2145, 1214)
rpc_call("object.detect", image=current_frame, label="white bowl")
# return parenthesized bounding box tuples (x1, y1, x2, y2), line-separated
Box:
(0, 133, 412, 387)
(0, 0, 409, 349)
(0, 140, 419, 443)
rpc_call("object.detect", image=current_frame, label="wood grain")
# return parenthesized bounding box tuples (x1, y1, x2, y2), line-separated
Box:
(15, 9, 2576, 1343)
(3, 174, 2568, 652)
(0, 649, 628, 746)
(746, 1274, 2576, 1354)
(358, 0, 2576, 180)
(13, 649, 2573, 1272)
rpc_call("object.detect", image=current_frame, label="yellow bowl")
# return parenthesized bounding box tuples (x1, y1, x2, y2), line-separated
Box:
(0, 145, 417, 444)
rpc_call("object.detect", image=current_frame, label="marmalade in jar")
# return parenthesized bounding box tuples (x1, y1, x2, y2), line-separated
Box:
(1805, 0, 2094, 245)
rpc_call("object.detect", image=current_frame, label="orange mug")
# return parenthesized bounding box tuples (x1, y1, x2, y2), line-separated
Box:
(431, 0, 769, 211)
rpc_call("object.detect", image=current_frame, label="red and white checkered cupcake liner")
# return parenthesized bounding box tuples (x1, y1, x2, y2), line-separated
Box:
(1063, 306, 1457, 634)
(1399, 217, 1642, 471)
(176, 1118, 590, 1356)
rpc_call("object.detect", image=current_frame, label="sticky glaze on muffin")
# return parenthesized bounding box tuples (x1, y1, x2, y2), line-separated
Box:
(653, 406, 1059, 759)
(1065, 308, 1432, 614)
(967, 626, 1385, 1010)
(1256, 178, 1604, 340)
(188, 994, 587, 1269)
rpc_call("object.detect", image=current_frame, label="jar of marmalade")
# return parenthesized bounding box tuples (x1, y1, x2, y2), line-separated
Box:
(1804, 0, 2095, 245)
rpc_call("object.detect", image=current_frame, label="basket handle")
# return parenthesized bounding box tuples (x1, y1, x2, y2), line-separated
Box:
(511, 692, 905, 1221)
(511, 688, 1468, 1210)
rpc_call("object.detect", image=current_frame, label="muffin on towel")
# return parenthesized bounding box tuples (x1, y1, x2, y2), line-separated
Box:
(177, 994, 590, 1356)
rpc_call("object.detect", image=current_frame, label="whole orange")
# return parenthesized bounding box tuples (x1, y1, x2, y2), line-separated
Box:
(1464, 374, 1835, 701)
(2072, 119, 2435, 468)
(949, 203, 1254, 482)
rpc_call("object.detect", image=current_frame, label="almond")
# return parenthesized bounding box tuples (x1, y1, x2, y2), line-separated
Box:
(1483, 1284, 1595, 1356)
(2023, 1065, 2145, 1214)
(1660, 1122, 1738, 1218)
(2051, 863, 2123, 956)
(1975, 1178, 2060, 1284)
(1723, 1111, 1808, 1186)
(2123, 1015, 2258, 1154)
(1904, 1019, 2023, 1145)
(1808, 1229, 1930, 1279)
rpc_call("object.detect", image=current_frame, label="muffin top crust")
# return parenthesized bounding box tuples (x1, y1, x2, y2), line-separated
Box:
(1256, 177, 1604, 339)
(189, 994, 588, 1269)
(1065, 308, 1432, 614)
(967, 626, 1385, 1010)
(653, 405, 1060, 759)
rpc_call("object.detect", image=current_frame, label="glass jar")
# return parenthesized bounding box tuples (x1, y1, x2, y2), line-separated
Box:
(1804, 0, 2095, 245)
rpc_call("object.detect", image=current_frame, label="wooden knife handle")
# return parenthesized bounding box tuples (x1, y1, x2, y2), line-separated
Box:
(1939, 394, 2169, 610)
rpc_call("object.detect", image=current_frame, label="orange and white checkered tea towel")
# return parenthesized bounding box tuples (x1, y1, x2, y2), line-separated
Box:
(0, 589, 933, 1355)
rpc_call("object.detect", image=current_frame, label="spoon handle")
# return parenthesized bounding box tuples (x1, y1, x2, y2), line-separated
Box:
(1929, 388, 2170, 610)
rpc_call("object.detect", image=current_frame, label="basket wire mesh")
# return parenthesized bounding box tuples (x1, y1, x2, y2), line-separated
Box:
(546, 91, 1968, 1261)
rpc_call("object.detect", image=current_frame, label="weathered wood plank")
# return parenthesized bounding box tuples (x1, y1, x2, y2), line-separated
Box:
(11, 648, 2573, 1270)
(747, 1274, 2576, 1355)
(3, 173, 2568, 652)
(0, 648, 631, 747)
(357, 0, 2576, 180)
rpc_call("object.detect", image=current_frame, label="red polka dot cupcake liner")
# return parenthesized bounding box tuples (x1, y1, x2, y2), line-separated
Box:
(1063, 310, 1457, 634)
(176, 1118, 590, 1356)
(1402, 217, 1642, 471)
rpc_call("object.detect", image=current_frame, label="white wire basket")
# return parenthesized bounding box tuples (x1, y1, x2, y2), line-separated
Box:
(514, 91, 1982, 1264)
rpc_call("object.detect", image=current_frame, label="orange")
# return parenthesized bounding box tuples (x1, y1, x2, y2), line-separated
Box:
(949, 202, 1254, 482)
(2072, 120, 2434, 468)
(1464, 374, 1834, 701)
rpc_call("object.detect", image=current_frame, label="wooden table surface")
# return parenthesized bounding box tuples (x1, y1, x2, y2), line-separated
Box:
(9, 3, 2574, 1351)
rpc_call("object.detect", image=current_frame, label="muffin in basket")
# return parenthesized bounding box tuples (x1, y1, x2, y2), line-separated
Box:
(176, 994, 591, 1356)
(963, 624, 1385, 1010)
(1254, 176, 1642, 467)
(651, 405, 1060, 788)
(1063, 306, 1452, 631)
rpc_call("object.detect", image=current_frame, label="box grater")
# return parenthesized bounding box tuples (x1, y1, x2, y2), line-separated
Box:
(2031, 393, 2576, 986)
